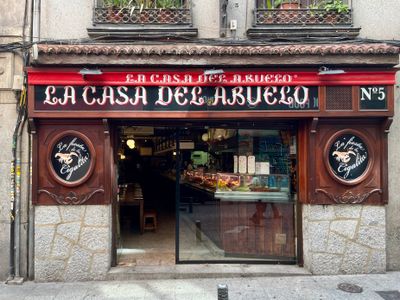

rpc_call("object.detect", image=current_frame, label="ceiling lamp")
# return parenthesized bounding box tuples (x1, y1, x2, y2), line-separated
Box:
(126, 139, 136, 149)
(201, 132, 209, 142)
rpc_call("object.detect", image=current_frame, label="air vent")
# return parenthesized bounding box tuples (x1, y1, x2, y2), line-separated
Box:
(326, 86, 353, 110)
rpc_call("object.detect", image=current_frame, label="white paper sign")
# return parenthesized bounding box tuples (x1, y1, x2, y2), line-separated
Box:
(255, 162, 270, 175)
(233, 155, 238, 173)
(239, 156, 247, 174)
(247, 156, 255, 174)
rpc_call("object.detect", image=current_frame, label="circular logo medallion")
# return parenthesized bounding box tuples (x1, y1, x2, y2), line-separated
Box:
(328, 134, 369, 182)
(50, 135, 92, 184)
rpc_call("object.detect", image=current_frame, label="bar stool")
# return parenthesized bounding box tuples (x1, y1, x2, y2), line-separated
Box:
(143, 209, 157, 232)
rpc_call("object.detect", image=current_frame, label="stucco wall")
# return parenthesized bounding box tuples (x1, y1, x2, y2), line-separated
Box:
(34, 205, 111, 282)
(302, 204, 386, 274)
(38, 0, 400, 42)
(0, 0, 28, 43)
(40, 0, 92, 40)
(353, 0, 400, 40)
(0, 100, 14, 281)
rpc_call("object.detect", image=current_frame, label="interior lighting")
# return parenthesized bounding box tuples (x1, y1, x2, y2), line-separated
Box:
(318, 66, 346, 75)
(126, 139, 136, 149)
(201, 132, 209, 142)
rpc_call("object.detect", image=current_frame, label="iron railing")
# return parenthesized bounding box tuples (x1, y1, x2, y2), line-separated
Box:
(255, 0, 352, 26)
(93, 0, 192, 25)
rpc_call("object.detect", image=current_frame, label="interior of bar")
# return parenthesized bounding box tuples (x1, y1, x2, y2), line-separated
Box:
(115, 123, 298, 266)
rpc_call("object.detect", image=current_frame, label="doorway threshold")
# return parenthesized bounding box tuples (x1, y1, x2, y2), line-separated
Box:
(107, 264, 310, 281)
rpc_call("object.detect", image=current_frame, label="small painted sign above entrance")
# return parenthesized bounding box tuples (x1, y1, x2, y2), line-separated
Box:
(328, 133, 369, 183)
(49, 133, 95, 186)
(360, 86, 387, 110)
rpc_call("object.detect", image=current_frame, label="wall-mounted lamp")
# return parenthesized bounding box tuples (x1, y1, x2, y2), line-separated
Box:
(318, 66, 346, 75)
(203, 69, 225, 76)
(126, 139, 135, 149)
(79, 68, 103, 79)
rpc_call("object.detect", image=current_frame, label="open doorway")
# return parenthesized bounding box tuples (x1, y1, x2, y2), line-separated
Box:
(115, 126, 177, 266)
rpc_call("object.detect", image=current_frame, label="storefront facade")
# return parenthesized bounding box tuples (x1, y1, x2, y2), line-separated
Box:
(27, 52, 398, 280)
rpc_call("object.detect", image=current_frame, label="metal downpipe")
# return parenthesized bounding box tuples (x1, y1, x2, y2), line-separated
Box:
(27, 128, 34, 280)
(7, 82, 27, 284)
(7, 91, 25, 283)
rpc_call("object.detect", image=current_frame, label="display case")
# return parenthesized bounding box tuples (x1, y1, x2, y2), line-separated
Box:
(215, 173, 290, 202)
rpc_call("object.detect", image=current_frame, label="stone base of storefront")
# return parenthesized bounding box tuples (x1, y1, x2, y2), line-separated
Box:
(34, 205, 111, 282)
(302, 204, 386, 275)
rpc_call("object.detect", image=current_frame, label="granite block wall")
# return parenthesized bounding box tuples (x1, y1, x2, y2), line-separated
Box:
(302, 204, 386, 275)
(34, 205, 111, 282)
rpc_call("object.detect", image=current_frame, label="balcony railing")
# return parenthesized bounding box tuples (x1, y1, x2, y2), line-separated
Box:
(255, 0, 352, 26)
(93, 0, 192, 25)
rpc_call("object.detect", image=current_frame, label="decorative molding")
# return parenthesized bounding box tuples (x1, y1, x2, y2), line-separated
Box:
(37, 43, 400, 57)
(87, 26, 198, 40)
(247, 27, 360, 40)
(315, 188, 382, 204)
(38, 188, 104, 205)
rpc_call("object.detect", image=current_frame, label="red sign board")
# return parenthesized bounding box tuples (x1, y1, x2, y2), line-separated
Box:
(28, 69, 396, 86)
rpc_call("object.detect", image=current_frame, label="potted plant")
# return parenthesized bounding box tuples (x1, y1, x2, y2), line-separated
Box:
(274, 0, 300, 9)
(102, 0, 156, 23)
(102, 0, 129, 22)
(322, 0, 349, 24)
(155, 0, 182, 23)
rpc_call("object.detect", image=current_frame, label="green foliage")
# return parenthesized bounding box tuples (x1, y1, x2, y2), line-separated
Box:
(324, 0, 349, 13)
(102, 0, 182, 9)
(102, 0, 157, 9)
(156, 0, 181, 8)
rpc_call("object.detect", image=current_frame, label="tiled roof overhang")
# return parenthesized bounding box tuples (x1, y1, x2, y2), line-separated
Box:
(34, 43, 400, 66)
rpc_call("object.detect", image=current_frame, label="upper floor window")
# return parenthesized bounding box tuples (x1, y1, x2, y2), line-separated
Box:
(255, 0, 352, 26)
(93, 0, 192, 25)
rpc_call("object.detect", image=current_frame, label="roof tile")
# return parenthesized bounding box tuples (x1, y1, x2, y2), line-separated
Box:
(37, 43, 400, 57)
